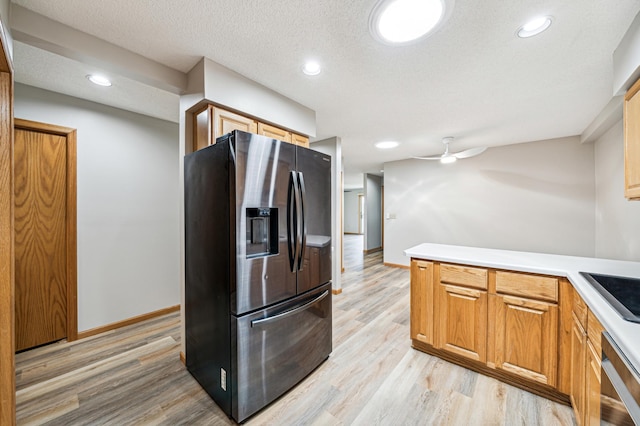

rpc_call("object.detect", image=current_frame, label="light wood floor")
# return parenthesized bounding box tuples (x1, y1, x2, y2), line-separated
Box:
(16, 235, 575, 425)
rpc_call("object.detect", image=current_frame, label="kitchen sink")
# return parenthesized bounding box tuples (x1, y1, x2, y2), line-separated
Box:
(580, 272, 640, 323)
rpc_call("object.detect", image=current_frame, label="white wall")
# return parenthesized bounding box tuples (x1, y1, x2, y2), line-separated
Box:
(384, 136, 596, 266)
(344, 190, 361, 233)
(0, 0, 11, 59)
(14, 83, 180, 332)
(595, 119, 640, 260)
(201, 58, 316, 136)
(364, 174, 382, 251)
(613, 10, 640, 95)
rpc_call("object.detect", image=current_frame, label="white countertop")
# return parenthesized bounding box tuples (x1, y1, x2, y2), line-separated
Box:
(404, 243, 640, 373)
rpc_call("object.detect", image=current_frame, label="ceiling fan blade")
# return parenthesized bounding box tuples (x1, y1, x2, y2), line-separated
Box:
(453, 146, 487, 159)
(412, 155, 443, 160)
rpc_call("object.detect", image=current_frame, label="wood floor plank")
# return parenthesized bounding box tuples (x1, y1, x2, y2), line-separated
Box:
(15, 235, 576, 425)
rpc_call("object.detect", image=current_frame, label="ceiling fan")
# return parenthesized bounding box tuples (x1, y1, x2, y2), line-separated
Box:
(413, 137, 487, 164)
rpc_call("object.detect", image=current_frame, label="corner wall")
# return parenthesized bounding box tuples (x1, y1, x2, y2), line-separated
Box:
(384, 136, 596, 266)
(594, 119, 640, 260)
(312, 137, 343, 291)
(14, 84, 181, 332)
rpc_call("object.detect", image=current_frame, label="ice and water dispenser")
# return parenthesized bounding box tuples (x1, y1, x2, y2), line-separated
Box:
(246, 208, 278, 258)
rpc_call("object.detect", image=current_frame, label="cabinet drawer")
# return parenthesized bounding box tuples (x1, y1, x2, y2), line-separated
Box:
(439, 263, 488, 290)
(495, 271, 558, 302)
(573, 291, 588, 329)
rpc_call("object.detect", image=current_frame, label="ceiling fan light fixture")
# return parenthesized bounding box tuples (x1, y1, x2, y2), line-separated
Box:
(440, 155, 457, 164)
(369, 0, 450, 45)
(517, 16, 552, 38)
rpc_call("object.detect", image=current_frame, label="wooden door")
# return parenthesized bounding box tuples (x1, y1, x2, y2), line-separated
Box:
(570, 312, 587, 425)
(410, 259, 433, 345)
(624, 77, 640, 199)
(494, 294, 558, 386)
(0, 25, 15, 425)
(257, 122, 292, 143)
(14, 119, 77, 352)
(436, 283, 487, 362)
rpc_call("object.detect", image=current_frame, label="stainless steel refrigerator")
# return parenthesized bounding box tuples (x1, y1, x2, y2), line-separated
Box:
(184, 130, 332, 422)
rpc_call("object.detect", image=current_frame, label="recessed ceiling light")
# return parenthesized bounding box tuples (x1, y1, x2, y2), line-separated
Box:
(302, 61, 321, 76)
(87, 74, 112, 87)
(517, 16, 552, 38)
(375, 141, 399, 149)
(369, 0, 450, 45)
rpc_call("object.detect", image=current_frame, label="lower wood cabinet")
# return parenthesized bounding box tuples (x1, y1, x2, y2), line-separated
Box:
(436, 283, 487, 362)
(570, 312, 587, 425)
(410, 260, 434, 345)
(410, 258, 573, 406)
(493, 293, 558, 387)
(569, 290, 604, 426)
(585, 340, 601, 425)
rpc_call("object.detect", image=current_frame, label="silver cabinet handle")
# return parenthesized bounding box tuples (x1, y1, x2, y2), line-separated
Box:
(251, 291, 329, 327)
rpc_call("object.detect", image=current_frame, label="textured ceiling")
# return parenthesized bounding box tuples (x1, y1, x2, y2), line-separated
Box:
(10, 0, 640, 188)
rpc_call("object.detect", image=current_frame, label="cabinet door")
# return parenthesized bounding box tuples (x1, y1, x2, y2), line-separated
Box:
(193, 105, 212, 152)
(584, 340, 601, 425)
(570, 312, 587, 426)
(624, 77, 640, 199)
(494, 294, 558, 386)
(410, 259, 434, 345)
(292, 133, 310, 148)
(436, 283, 487, 362)
(213, 107, 257, 139)
(258, 123, 292, 143)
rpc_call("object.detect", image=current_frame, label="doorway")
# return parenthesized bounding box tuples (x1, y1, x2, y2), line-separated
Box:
(358, 194, 364, 235)
(14, 119, 77, 352)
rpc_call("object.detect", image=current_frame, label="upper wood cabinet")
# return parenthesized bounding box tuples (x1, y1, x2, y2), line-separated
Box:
(292, 133, 310, 148)
(257, 122, 291, 143)
(624, 77, 640, 199)
(192, 103, 309, 152)
(214, 107, 257, 138)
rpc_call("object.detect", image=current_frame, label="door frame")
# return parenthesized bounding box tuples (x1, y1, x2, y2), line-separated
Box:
(14, 118, 78, 344)
(0, 18, 15, 426)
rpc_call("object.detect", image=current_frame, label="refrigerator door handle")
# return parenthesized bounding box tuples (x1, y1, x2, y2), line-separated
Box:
(287, 171, 298, 273)
(250, 290, 329, 327)
(297, 172, 307, 271)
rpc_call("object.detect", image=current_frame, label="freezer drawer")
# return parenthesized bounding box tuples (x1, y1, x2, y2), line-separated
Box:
(233, 283, 332, 422)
